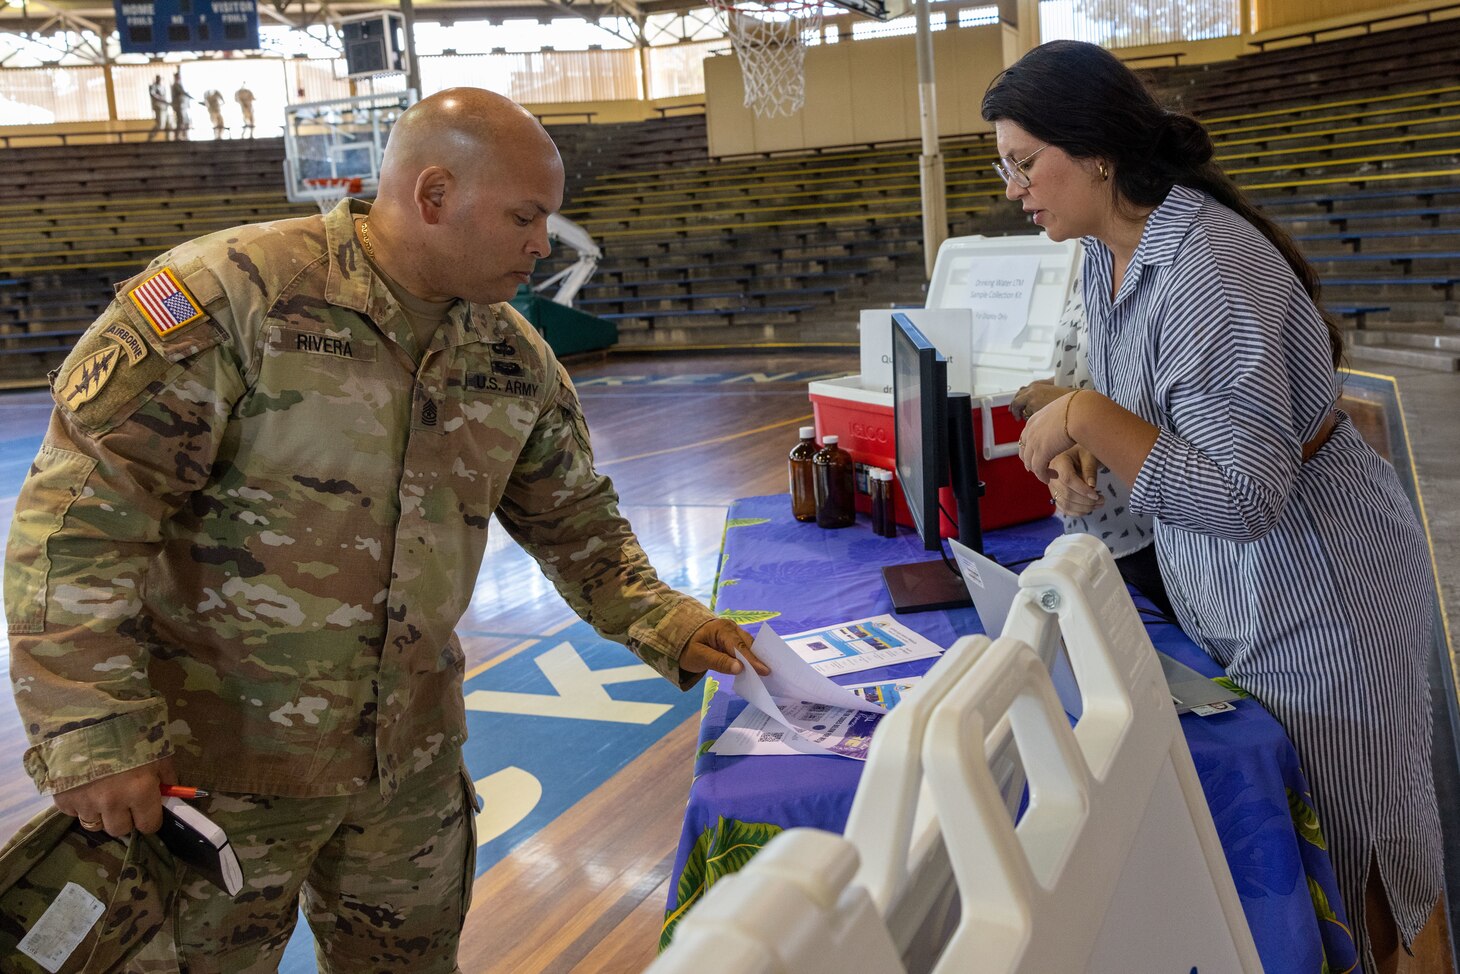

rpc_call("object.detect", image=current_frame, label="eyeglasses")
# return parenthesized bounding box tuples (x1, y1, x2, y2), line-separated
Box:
(992, 144, 1049, 188)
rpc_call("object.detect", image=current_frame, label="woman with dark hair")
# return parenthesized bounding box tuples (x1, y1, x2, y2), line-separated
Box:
(988, 40, 1442, 973)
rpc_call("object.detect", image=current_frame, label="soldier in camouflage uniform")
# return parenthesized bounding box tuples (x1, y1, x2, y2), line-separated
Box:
(4, 88, 763, 972)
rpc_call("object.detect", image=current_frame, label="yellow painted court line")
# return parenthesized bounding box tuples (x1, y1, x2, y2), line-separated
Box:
(460, 613, 581, 681)
(1343, 366, 1456, 709)
(464, 637, 540, 681)
(543, 615, 580, 637)
(597, 414, 813, 467)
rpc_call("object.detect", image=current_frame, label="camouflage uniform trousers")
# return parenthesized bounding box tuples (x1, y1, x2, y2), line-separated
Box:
(127, 747, 478, 974)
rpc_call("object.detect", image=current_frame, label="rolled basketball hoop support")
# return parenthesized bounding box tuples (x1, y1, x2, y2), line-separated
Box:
(709, 0, 824, 118)
(301, 176, 364, 215)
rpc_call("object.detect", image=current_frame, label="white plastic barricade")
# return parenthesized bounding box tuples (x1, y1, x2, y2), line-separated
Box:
(923, 533, 1262, 973)
(842, 633, 998, 967)
(643, 828, 903, 974)
(648, 534, 1262, 974)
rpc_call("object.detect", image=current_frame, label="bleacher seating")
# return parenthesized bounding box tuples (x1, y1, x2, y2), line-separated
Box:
(0, 138, 315, 382)
(535, 70, 1460, 367)
(6, 17, 1460, 381)
(1148, 15, 1460, 116)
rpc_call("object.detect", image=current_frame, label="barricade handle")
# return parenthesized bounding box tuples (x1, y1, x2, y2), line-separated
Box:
(845, 635, 991, 913)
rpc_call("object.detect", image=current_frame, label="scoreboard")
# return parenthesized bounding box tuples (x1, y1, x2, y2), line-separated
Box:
(114, 0, 261, 54)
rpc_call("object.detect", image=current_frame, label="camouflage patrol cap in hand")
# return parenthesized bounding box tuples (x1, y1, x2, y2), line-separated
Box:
(0, 808, 175, 973)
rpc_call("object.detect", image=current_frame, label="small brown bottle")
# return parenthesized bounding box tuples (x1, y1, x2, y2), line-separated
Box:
(789, 426, 818, 522)
(868, 467, 888, 536)
(870, 468, 898, 537)
(812, 435, 856, 529)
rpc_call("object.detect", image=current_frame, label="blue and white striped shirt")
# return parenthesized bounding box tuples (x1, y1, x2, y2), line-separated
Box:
(1081, 184, 1440, 964)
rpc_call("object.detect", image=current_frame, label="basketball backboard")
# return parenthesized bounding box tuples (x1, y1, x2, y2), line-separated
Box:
(828, 0, 910, 19)
(282, 90, 417, 207)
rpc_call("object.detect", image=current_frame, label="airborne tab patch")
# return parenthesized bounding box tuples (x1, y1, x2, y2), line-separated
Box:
(59, 345, 122, 408)
(129, 268, 203, 337)
(101, 320, 148, 365)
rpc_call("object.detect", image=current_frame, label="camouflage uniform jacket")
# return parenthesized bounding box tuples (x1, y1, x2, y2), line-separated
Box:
(4, 199, 715, 800)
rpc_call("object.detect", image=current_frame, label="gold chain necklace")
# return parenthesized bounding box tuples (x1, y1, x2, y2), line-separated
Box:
(359, 219, 376, 259)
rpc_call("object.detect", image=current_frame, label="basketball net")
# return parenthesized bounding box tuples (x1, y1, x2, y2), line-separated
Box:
(302, 176, 364, 216)
(710, 0, 825, 118)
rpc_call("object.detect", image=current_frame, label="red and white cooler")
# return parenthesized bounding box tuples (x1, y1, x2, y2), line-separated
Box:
(808, 234, 1081, 534)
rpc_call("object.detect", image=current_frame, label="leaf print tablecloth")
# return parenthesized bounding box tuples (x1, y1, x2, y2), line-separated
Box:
(663, 495, 1356, 973)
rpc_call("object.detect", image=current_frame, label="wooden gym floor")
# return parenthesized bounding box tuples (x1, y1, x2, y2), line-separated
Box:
(0, 347, 1453, 973)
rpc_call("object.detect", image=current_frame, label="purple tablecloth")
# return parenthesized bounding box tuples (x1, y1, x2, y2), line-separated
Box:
(662, 494, 1356, 972)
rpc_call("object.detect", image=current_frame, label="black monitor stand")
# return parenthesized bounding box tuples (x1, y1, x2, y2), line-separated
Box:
(882, 392, 986, 614)
(883, 558, 975, 614)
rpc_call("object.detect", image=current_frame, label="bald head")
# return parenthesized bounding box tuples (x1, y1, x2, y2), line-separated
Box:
(378, 88, 560, 203)
(364, 88, 566, 305)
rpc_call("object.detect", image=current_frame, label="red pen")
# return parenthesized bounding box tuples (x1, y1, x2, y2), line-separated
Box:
(160, 785, 210, 799)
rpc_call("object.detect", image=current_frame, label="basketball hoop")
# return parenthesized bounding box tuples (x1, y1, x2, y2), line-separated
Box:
(302, 176, 364, 215)
(710, 0, 825, 118)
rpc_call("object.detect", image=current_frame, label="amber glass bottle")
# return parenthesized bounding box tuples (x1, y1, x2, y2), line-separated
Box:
(789, 426, 818, 522)
(812, 435, 856, 529)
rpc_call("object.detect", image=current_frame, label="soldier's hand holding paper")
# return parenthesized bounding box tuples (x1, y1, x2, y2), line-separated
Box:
(680, 618, 769, 677)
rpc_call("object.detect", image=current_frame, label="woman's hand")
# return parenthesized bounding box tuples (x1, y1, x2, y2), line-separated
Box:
(1009, 378, 1066, 421)
(1048, 447, 1103, 516)
(1018, 390, 1082, 483)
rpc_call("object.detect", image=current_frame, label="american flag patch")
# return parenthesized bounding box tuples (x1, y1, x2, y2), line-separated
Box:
(129, 268, 203, 337)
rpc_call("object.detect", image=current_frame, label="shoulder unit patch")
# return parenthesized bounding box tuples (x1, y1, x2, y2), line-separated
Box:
(58, 344, 122, 408)
(128, 268, 204, 337)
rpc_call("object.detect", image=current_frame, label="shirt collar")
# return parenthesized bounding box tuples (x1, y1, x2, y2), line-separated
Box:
(323, 197, 381, 317)
(322, 198, 497, 349)
(1129, 183, 1204, 269)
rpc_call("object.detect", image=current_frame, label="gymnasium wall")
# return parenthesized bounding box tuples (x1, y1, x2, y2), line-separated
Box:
(703, 22, 1012, 157)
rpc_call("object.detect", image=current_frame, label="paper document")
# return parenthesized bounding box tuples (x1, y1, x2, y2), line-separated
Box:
(960, 254, 1043, 353)
(782, 615, 945, 676)
(712, 679, 921, 760)
(724, 624, 941, 759)
(734, 624, 890, 718)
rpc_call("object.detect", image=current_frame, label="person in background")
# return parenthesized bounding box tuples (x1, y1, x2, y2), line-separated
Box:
(235, 82, 256, 137)
(146, 73, 170, 142)
(4, 87, 765, 972)
(989, 40, 1445, 974)
(170, 69, 198, 141)
(204, 89, 227, 139)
